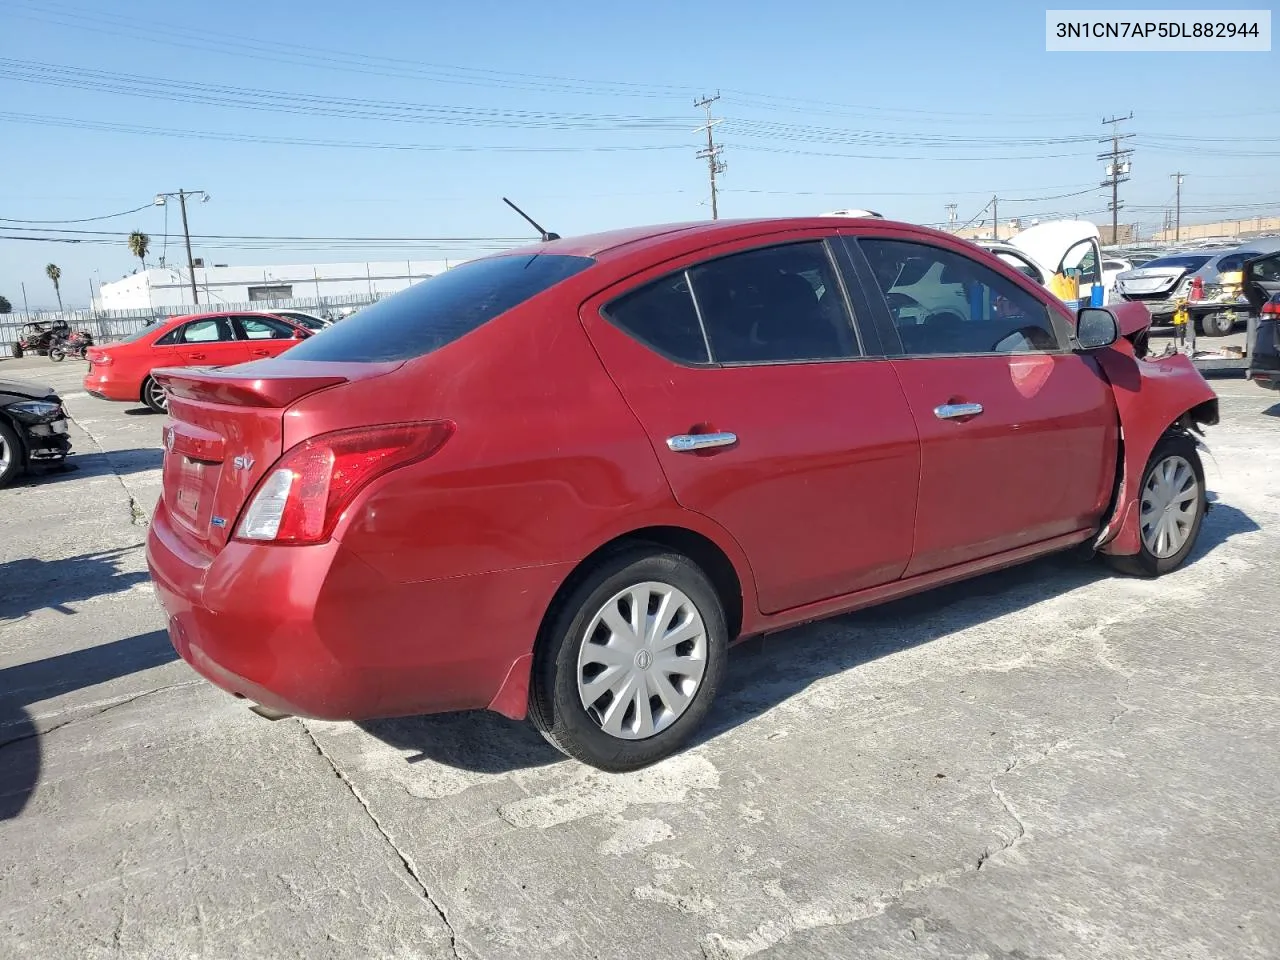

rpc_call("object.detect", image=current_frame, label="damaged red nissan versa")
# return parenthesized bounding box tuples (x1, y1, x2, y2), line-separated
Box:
(146, 218, 1218, 771)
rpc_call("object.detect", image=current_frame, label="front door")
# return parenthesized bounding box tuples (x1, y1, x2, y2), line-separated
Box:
(851, 234, 1118, 576)
(580, 235, 920, 614)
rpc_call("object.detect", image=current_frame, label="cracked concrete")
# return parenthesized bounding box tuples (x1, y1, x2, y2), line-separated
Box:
(2, 356, 1279, 959)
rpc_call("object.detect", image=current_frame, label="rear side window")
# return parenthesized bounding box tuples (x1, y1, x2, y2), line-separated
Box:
(157, 318, 232, 345)
(289, 254, 594, 362)
(1213, 252, 1257, 275)
(604, 272, 709, 364)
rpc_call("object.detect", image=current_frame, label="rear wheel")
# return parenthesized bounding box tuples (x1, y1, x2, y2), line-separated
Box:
(11, 342, 23, 359)
(0, 419, 23, 488)
(1107, 432, 1206, 577)
(1197, 311, 1234, 337)
(530, 547, 728, 771)
(141, 376, 168, 414)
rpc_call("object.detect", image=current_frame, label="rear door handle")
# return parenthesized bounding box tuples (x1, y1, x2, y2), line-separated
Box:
(188, 352, 206, 360)
(250, 349, 270, 356)
(934, 402, 984, 420)
(667, 432, 737, 452)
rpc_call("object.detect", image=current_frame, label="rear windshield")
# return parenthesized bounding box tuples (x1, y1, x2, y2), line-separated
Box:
(1212, 252, 1257, 274)
(1143, 255, 1211, 271)
(287, 253, 594, 362)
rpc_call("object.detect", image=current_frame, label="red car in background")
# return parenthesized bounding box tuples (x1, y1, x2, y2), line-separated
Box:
(84, 311, 311, 413)
(146, 218, 1218, 771)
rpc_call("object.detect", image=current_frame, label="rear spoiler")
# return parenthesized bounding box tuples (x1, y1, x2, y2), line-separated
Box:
(152, 367, 348, 408)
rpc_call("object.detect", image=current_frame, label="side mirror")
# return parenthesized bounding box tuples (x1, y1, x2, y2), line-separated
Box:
(1075, 307, 1119, 350)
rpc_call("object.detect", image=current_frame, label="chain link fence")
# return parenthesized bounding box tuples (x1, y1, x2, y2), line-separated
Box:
(0, 293, 379, 359)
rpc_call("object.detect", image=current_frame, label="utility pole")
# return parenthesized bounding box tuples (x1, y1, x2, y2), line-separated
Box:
(154, 189, 210, 305)
(991, 196, 999, 241)
(945, 203, 958, 232)
(21, 281, 30, 321)
(694, 93, 726, 220)
(1099, 114, 1134, 245)
(1171, 172, 1185, 242)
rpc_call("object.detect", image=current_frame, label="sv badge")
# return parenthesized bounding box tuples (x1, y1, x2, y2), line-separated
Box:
(232, 455, 256, 471)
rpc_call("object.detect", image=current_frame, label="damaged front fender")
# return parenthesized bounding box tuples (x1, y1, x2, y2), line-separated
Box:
(1092, 338, 1218, 556)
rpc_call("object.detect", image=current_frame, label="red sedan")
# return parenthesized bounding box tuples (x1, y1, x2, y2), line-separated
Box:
(146, 218, 1218, 771)
(84, 311, 311, 413)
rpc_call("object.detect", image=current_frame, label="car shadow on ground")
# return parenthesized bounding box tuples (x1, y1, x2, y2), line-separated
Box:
(0, 629, 175, 821)
(11, 448, 162, 488)
(1262, 401, 1280, 418)
(0, 548, 150, 622)
(362, 501, 1261, 775)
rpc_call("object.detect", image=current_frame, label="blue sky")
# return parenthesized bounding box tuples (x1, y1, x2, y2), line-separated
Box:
(1, 0, 1275, 308)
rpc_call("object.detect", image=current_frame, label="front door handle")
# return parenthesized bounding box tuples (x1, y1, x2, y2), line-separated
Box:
(250, 349, 270, 356)
(667, 432, 737, 452)
(188, 352, 206, 360)
(934, 402, 984, 420)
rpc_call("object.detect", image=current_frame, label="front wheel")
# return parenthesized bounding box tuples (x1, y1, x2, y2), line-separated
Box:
(141, 376, 168, 414)
(0, 419, 23, 488)
(11, 342, 23, 359)
(530, 547, 729, 772)
(48, 345, 66, 362)
(1107, 432, 1206, 577)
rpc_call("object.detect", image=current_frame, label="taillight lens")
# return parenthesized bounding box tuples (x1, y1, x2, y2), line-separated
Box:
(235, 421, 454, 545)
(89, 353, 113, 365)
(1263, 300, 1280, 316)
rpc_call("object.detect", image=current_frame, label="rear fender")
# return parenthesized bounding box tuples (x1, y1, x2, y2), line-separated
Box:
(1093, 339, 1218, 556)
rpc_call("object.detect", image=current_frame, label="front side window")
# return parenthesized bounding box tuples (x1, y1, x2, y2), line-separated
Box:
(859, 239, 1061, 356)
(1062, 241, 1101, 285)
(688, 241, 858, 363)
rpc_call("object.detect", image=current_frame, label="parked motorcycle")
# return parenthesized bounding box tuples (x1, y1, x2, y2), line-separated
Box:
(47, 329, 95, 362)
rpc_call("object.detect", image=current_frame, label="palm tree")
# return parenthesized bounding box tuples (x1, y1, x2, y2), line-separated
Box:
(45, 263, 63, 311)
(127, 230, 150, 271)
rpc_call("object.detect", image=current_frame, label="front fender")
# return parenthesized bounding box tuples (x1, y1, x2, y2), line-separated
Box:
(1093, 340, 1218, 556)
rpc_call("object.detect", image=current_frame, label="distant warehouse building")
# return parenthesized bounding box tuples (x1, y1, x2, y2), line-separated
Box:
(95, 259, 457, 311)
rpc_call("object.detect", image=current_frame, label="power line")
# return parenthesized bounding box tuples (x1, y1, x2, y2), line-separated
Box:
(0, 201, 155, 224)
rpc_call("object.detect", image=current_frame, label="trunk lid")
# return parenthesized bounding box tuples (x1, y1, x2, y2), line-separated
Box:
(153, 359, 400, 552)
(1115, 266, 1188, 298)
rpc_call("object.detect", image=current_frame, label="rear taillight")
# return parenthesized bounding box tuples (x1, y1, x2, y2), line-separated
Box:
(1262, 299, 1280, 316)
(89, 353, 113, 365)
(236, 421, 454, 545)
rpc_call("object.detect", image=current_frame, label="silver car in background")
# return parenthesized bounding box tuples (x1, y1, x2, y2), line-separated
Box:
(1114, 237, 1280, 336)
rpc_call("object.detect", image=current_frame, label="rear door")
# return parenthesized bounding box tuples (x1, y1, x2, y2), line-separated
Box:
(580, 233, 920, 615)
(232, 314, 305, 360)
(847, 232, 1118, 576)
(155, 316, 247, 367)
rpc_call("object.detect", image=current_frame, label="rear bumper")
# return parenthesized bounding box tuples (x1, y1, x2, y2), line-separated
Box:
(145, 498, 572, 721)
(83, 370, 141, 402)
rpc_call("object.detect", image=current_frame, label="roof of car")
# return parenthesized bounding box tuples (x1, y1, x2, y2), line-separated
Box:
(498, 216, 906, 261)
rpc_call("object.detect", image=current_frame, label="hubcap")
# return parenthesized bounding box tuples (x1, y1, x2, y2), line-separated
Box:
(0, 434, 10, 474)
(147, 380, 168, 410)
(576, 581, 708, 741)
(1140, 454, 1200, 559)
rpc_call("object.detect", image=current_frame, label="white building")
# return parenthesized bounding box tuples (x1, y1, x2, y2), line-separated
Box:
(96, 259, 456, 311)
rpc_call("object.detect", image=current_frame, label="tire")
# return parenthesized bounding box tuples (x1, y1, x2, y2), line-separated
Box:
(529, 547, 729, 772)
(1106, 432, 1206, 578)
(1196, 311, 1234, 337)
(141, 376, 168, 414)
(0, 419, 23, 489)
(11, 342, 23, 359)
(49, 346, 66, 362)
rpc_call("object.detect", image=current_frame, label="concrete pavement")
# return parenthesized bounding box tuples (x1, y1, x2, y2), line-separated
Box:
(1, 352, 1277, 959)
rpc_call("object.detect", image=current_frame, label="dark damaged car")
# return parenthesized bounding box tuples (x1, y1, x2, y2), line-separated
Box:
(0, 377, 72, 488)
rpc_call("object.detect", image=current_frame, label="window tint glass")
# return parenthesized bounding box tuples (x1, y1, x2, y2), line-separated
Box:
(605, 272, 709, 363)
(860, 239, 1060, 356)
(238, 316, 295, 339)
(1213, 252, 1257, 275)
(288, 254, 593, 362)
(1144, 254, 1212, 271)
(995, 252, 1044, 283)
(1063, 242, 1101, 285)
(1249, 255, 1280, 282)
(687, 241, 858, 363)
(179, 318, 229, 344)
